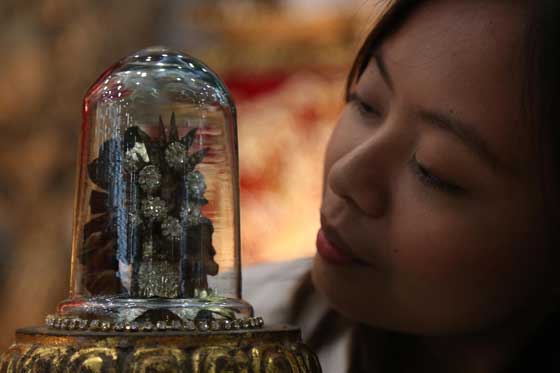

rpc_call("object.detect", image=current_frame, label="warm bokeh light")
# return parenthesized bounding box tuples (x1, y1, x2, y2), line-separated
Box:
(236, 73, 345, 263)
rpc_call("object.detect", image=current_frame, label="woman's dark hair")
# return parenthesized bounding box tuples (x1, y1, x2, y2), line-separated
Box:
(293, 0, 560, 371)
(345, 0, 417, 100)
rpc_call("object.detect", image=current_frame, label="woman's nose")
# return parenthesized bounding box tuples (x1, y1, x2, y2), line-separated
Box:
(327, 132, 395, 219)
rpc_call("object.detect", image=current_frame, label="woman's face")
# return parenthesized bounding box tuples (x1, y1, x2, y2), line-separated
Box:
(313, 0, 557, 335)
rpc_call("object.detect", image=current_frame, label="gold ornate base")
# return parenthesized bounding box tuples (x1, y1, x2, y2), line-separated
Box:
(0, 326, 321, 372)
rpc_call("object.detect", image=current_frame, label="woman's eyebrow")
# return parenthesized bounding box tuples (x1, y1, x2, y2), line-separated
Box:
(373, 50, 394, 91)
(418, 110, 502, 172)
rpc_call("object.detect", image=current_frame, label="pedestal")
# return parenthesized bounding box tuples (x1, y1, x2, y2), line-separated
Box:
(0, 326, 321, 372)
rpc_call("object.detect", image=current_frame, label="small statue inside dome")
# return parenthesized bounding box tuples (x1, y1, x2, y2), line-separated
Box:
(83, 113, 219, 299)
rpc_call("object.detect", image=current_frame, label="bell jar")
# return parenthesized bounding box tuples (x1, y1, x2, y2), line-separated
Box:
(57, 46, 253, 326)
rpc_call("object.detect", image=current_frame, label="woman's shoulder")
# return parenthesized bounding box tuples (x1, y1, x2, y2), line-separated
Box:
(244, 257, 353, 372)
(243, 257, 313, 325)
(244, 257, 313, 288)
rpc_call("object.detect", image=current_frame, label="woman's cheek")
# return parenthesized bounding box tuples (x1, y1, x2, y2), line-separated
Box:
(389, 212, 466, 282)
(386, 188, 486, 298)
(386, 187, 542, 329)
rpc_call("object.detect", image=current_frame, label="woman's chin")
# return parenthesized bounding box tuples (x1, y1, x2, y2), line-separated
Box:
(311, 254, 431, 334)
(311, 254, 385, 324)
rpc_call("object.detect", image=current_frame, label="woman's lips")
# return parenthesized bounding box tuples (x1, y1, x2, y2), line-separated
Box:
(316, 228, 357, 266)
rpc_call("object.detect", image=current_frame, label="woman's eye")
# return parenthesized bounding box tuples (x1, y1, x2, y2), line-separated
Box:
(409, 154, 464, 195)
(348, 93, 380, 118)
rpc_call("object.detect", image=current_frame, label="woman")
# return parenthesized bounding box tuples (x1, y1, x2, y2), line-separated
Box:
(245, 1, 560, 372)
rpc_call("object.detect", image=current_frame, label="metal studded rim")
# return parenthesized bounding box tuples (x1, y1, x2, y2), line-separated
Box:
(45, 314, 265, 333)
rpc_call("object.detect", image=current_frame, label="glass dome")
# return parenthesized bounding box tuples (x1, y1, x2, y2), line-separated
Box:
(58, 46, 252, 324)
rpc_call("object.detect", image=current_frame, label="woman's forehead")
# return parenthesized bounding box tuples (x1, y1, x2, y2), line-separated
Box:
(367, 0, 533, 175)
(382, 1, 526, 70)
